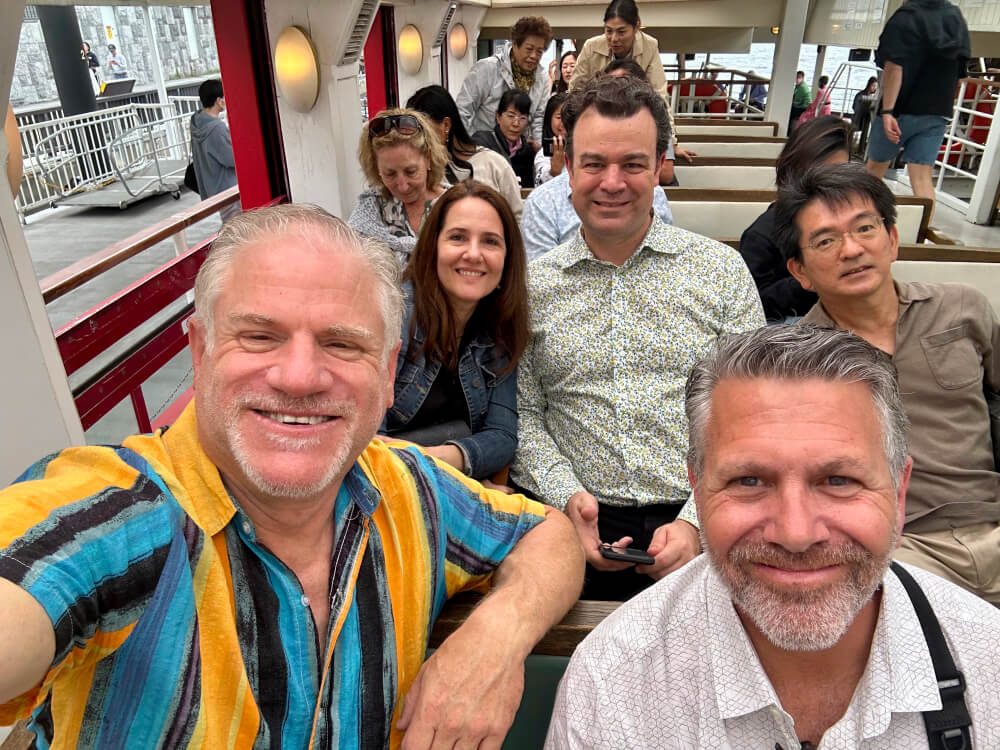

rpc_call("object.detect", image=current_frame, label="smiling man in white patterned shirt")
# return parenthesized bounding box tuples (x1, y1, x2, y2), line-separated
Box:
(547, 325, 1000, 749)
(511, 76, 765, 600)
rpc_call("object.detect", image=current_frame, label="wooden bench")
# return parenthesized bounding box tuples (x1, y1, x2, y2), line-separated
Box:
(673, 165, 776, 190)
(675, 120, 780, 137)
(431, 594, 619, 749)
(675, 118, 781, 136)
(895, 245, 1000, 313)
(664, 188, 934, 247)
(680, 140, 785, 159)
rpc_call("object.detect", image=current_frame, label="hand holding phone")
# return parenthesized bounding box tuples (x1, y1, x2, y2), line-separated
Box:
(599, 543, 654, 566)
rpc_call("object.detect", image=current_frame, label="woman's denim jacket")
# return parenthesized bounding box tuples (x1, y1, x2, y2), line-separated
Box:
(383, 288, 517, 479)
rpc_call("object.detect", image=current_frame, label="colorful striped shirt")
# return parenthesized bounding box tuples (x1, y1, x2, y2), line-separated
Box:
(0, 403, 546, 748)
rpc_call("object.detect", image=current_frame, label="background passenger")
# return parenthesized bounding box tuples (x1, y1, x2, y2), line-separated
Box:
(550, 50, 577, 95)
(457, 16, 552, 143)
(789, 70, 811, 129)
(534, 93, 567, 186)
(738, 114, 851, 322)
(572, 0, 694, 181)
(407, 85, 524, 220)
(384, 181, 528, 484)
(472, 89, 535, 189)
(798, 74, 832, 125)
(349, 108, 448, 265)
(852, 76, 879, 152)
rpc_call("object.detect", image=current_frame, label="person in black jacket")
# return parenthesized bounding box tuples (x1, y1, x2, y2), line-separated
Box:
(472, 89, 535, 189)
(738, 115, 851, 322)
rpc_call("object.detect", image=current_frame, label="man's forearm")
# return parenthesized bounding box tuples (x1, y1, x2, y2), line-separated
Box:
(463, 508, 584, 657)
(881, 62, 903, 111)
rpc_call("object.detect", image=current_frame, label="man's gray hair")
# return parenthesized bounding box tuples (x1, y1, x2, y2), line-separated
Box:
(685, 325, 910, 487)
(193, 204, 403, 360)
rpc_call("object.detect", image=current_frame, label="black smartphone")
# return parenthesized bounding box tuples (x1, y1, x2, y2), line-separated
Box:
(542, 136, 554, 157)
(599, 544, 654, 565)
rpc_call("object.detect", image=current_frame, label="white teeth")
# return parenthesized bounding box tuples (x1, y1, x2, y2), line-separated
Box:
(457, 270, 485, 277)
(263, 412, 332, 425)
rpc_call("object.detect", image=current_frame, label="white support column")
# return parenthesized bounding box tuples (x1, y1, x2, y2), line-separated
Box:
(0, 0, 85, 485)
(967, 114, 1000, 224)
(765, 0, 808, 136)
(812, 45, 827, 92)
(143, 6, 171, 113)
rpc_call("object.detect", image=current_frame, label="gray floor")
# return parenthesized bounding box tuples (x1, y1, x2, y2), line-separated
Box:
(22, 185, 220, 445)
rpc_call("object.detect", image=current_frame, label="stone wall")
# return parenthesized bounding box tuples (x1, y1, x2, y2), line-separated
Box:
(11, 5, 220, 108)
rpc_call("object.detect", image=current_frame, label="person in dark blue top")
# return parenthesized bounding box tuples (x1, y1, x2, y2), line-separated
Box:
(738, 115, 851, 322)
(383, 180, 529, 483)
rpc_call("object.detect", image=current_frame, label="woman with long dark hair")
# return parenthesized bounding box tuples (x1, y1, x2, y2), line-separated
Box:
(534, 93, 567, 186)
(383, 180, 529, 481)
(407, 85, 523, 219)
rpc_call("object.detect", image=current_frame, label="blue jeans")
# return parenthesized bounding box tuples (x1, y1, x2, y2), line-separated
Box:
(868, 114, 948, 165)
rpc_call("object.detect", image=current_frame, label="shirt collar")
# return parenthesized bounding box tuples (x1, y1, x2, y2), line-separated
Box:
(163, 401, 383, 536)
(804, 278, 931, 327)
(556, 215, 680, 270)
(705, 562, 942, 735)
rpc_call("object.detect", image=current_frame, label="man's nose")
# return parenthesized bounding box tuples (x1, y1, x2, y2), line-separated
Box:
(763, 482, 831, 553)
(266, 335, 333, 396)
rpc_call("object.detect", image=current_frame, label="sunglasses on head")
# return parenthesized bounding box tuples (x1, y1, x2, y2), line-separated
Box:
(368, 114, 422, 140)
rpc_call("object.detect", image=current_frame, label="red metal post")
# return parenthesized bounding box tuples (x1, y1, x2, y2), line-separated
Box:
(209, 0, 288, 208)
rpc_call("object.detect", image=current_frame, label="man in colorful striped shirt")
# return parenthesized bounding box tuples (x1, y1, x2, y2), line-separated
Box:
(0, 205, 584, 749)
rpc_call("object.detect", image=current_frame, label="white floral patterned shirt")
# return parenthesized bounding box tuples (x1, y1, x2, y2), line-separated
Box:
(546, 556, 1000, 749)
(511, 217, 764, 511)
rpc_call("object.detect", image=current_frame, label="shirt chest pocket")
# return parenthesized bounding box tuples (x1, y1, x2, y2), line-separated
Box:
(920, 325, 982, 389)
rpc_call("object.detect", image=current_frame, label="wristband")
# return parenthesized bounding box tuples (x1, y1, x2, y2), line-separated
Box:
(879, 109, 894, 116)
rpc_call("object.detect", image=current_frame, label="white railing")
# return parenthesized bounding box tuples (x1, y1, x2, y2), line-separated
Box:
(14, 97, 197, 220)
(666, 68, 769, 120)
(934, 78, 997, 200)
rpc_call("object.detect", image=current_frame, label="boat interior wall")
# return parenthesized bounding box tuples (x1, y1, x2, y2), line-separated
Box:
(479, 0, 783, 41)
(264, 0, 376, 215)
(393, 0, 455, 103)
(644, 27, 752, 54)
(0, 0, 86, 485)
(447, 6, 487, 93)
(804, 0, 886, 48)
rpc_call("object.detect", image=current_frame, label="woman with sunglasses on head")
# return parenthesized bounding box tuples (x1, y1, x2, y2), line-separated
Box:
(534, 93, 567, 186)
(350, 108, 450, 265)
(382, 180, 528, 485)
(471, 90, 535, 189)
(407, 85, 523, 220)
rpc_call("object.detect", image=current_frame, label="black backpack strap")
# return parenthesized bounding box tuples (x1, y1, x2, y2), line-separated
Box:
(890, 561, 973, 750)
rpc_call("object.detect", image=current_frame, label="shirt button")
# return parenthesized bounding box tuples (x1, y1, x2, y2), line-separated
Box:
(301, 595, 311, 607)
(241, 521, 252, 535)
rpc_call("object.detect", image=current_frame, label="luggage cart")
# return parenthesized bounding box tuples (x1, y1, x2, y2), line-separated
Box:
(32, 103, 190, 210)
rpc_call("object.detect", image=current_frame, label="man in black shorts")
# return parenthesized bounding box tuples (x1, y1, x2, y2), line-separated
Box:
(865, 0, 969, 214)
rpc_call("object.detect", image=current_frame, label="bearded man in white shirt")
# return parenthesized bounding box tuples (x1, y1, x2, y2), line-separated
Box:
(547, 324, 1000, 750)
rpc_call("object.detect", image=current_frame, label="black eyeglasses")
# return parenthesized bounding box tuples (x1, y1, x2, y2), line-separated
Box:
(368, 114, 422, 140)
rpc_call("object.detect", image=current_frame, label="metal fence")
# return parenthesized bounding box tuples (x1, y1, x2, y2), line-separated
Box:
(14, 97, 202, 220)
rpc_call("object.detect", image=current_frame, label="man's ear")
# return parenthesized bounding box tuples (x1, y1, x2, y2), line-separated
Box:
(786, 256, 815, 292)
(893, 456, 913, 546)
(383, 339, 401, 409)
(188, 317, 207, 389)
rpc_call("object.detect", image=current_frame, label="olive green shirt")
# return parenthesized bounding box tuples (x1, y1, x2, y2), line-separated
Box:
(803, 280, 1000, 533)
